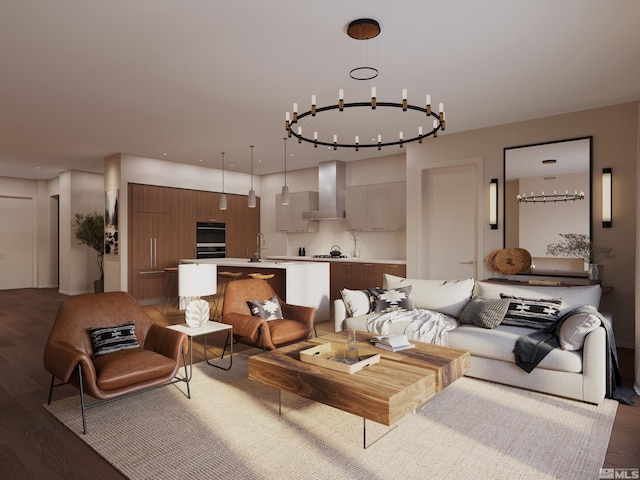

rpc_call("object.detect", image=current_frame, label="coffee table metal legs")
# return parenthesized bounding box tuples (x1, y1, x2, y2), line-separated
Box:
(277, 389, 397, 449)
(363, 417, 398, 449)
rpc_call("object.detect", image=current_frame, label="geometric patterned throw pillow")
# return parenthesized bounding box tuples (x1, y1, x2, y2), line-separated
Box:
(88, 321, 141, 357)
(499, 294, 562, 330)
(247, 296, 283, 321)
(368, 286, 414, 314)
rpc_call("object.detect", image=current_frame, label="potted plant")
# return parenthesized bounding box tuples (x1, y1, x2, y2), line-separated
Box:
(546, 233, 613, 282)
(73, 212, 105, 292)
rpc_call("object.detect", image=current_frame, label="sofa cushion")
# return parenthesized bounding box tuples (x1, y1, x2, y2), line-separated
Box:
(558, 310, 602, 351)
(247, 296, 283, 320)
(473, 281, 601, 314)
(500, 295, 562, 329)
(459, 296, 510, 329)
(448, 324, 583, 373)
(383, 275, 474, 318)
(368, 286, 414, 313)
(88, 321, 141, 358)
(340, 288, 373, 317)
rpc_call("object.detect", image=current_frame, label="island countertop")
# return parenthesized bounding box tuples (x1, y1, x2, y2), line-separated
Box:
(266, 256, 407, 265)
(180, 257, 321, 269)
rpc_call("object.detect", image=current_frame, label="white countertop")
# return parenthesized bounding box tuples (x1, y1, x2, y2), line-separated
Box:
(267, 256, 407, 265)
(180, 258, 327, 269)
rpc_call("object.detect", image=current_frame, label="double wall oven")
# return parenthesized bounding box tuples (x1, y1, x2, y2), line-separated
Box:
(196, 222, 226, 259)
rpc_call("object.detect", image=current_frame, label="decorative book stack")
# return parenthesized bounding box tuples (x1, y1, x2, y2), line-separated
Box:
(370, 335, 416, 352)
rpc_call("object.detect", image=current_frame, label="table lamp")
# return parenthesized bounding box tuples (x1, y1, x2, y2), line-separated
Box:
(178, 263, 217, 328)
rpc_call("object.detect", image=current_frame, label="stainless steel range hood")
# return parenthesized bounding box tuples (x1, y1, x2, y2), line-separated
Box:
(302, 160, 346, 220)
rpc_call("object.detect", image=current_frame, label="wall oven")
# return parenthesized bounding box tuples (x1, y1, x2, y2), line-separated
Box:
(196, 222, 226, 259)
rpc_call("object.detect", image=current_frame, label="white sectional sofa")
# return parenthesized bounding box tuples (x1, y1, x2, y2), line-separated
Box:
(334, 275, 607, 404)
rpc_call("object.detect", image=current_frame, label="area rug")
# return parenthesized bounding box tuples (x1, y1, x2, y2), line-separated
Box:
(44, 351, 617, 480)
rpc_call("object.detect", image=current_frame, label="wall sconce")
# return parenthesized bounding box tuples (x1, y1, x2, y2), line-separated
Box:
(602, 168, 612, 228)
(489, 178, 498, 230)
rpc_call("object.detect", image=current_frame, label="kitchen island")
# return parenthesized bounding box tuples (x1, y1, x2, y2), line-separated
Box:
(180, 258, 330, 321)
(267, 256, 407, 302)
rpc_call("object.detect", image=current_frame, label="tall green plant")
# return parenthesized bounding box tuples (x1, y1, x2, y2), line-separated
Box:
(73, 212, 105, 279)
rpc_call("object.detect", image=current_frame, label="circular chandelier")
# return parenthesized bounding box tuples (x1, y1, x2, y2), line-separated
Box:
(285, 18, 446, 151)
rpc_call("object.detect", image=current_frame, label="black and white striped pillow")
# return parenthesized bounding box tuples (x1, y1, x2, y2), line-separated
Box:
(499, 294, 562, 330)
(88, 321, 141, 357)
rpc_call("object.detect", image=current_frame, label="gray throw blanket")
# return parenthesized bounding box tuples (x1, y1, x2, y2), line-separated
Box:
(513, 306, 635, 405)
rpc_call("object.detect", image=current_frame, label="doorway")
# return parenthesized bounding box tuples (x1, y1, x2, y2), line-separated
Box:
(421, 162, 481, 279)
(0, 196, 34, 289)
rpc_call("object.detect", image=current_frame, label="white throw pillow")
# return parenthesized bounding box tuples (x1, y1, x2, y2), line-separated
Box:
(558, 311, 601, 350)
(340, 288, 373, 317)
(383, 275, 474, 318)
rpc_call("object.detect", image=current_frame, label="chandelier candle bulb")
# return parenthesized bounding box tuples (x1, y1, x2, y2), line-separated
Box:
(284, 20, 446, 152)
(355, 135, 359, 151)
(298, 127, 302, 143)
(333, 134, 337, 150)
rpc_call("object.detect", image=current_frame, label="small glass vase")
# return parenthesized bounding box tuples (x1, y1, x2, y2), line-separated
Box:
(588, 264, 603, 283)
(345, 328, 359, 364)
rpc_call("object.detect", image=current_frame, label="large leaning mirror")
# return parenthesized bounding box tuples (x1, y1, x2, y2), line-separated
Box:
(503, 136, 592, 274)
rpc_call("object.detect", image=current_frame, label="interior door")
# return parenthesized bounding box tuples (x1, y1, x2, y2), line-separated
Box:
(423, 164, 478, 279)
(0, 196, 33, 289)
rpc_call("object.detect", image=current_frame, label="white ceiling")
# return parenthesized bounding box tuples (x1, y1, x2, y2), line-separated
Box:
(1, 0, 639, 181)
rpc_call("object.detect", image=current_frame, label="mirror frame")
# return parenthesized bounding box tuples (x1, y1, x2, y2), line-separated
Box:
(502, 136, 593, 266)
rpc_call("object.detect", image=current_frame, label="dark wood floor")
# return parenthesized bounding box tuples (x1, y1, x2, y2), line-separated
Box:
(0, 288, 637, 479)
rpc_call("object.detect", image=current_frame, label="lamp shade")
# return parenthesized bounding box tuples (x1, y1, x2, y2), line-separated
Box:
(178, 263, 217, 298)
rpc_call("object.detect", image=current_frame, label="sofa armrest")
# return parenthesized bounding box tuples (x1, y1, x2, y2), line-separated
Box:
(334, 299, 347, 332)
(581, 325, 607, 404)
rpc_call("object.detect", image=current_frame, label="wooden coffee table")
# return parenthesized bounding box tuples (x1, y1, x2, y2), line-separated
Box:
(248, 331, 470, 447)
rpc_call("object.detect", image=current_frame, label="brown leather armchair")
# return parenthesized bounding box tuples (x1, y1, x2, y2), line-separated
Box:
(44, 291, 189, 434)
(222, 278, 316, 350)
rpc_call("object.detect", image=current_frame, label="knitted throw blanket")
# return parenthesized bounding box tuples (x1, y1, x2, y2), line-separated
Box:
(513, 306, 635, 405)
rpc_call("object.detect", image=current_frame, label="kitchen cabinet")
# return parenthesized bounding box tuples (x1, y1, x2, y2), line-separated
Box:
(346, 182, 406, 231)
(329, 261, 406, 301)
(275, 191, 319, 233)
(128, 183, 260, 302)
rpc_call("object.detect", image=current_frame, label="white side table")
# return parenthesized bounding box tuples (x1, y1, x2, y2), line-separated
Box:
(168, 321, 233, 380)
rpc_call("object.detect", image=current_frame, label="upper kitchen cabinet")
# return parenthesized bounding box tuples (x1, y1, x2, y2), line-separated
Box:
(346, 182, 406, 231)
(196, 189, 227, 223)
(275, 191, 319, 233)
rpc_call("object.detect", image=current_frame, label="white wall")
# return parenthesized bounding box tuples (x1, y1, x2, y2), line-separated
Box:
(58, 170, 105, 295)
(407, 101, 639, 348)
(259, 153, 406, 260)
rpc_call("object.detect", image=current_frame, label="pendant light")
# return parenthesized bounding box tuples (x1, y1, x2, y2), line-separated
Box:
(219, 152, 227, 210)
(248, 145, 256, 208)
(281, 137, 290, 205)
